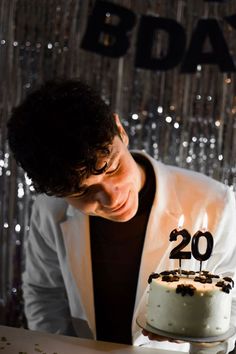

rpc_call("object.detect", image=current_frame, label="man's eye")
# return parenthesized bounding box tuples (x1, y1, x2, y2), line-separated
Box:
(106, 162, 120, 175)
(70, 189, 88, 199)
(77, 190, 88, 198)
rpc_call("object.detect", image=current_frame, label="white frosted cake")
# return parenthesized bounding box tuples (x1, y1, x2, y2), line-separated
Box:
(147, 270, 233, 337)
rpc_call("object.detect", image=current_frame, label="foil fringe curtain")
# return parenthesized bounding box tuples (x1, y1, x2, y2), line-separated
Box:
(0, 0, 236, 326)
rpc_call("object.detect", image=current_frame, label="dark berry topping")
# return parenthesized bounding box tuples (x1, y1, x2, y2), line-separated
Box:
(148, 273, 159, 284)
(223, 277, 234, 288)
(176, 284, 196, 296)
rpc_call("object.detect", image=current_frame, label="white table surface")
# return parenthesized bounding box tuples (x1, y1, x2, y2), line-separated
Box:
(0, 325, 184, 354)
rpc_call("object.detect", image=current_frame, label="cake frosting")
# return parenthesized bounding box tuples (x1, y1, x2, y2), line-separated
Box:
(147, 270, 233, 338)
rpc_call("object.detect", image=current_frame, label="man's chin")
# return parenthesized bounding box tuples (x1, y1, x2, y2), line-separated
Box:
(105, 207, 138, 223)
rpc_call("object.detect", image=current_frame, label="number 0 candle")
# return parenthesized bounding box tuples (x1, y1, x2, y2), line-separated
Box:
(192, 213, 214, 271)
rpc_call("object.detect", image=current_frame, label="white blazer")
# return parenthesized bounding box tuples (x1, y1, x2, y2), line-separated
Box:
(22, 152, 236, 352)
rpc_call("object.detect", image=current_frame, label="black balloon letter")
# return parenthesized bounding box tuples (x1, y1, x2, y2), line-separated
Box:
(181, 19, 236, 73)
(81, 0, 136, 58)
(135, 16, 186, 71)
(224, 14, 236, 30)
(204, 0, 229, 2)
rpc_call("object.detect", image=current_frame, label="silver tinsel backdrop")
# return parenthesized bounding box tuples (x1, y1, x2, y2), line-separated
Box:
(0, 0, 236, 327)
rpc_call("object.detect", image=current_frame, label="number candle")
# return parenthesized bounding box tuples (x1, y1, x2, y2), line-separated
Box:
(192, 213, 214, 272)
(169, 215, 191, 273)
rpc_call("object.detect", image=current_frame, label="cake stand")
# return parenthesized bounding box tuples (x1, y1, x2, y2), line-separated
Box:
(136, 314, 236, 343)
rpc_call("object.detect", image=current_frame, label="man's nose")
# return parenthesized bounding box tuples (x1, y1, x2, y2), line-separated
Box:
(95, 183, 121, 207)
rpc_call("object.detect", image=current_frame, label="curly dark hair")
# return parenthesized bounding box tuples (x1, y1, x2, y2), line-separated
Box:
(7, 79, 120, 196)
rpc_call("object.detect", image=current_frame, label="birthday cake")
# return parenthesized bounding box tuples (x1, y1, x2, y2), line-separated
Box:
(146, 270, 233, 338)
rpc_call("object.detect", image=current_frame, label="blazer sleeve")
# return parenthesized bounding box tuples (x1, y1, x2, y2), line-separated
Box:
(207, 186, 236, 352)
(22, 199, 76, 336)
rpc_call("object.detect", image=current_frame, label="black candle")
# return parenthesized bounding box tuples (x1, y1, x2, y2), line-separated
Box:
(192, 231, 214, 261)
(169, 215, 191, 270)
(192, 213, 214, 268)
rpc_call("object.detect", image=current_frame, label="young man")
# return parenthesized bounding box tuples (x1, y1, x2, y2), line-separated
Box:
(7, 80, 236, 353)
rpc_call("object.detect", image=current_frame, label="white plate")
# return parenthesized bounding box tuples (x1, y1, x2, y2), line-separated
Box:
(136, 314, 236, 343)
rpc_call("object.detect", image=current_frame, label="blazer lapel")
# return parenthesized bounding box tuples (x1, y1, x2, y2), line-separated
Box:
(60, 206, 96, 336)
(133, 159, 183, 326)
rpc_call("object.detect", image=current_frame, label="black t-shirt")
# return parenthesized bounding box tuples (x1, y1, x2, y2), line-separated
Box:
(90, 154, 156, 344)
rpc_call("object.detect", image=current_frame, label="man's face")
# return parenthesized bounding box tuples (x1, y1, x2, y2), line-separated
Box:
(65, 126, 146, 222)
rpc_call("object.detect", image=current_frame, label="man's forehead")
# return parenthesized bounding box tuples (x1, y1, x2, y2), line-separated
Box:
(63, 135, 126, 198)
(97, 146, 118, 165)
(71, 141, 120, 192)
(94, 136, 120, 164)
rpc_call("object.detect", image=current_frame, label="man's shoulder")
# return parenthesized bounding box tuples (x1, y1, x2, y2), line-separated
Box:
(162, 164, 233, 216)
(166, 164, 227, 194)
(32, 194, 69, 222)
(34, 193, 67, 208)
(137, 150, 229, 199)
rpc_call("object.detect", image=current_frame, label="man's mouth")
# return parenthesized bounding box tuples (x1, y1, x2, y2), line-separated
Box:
(105, 192, 130, 214)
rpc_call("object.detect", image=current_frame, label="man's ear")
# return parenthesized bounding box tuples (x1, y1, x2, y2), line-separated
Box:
(114, 113, 129, 146)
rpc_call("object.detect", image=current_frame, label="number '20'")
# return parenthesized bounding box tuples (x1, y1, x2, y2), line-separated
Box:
(169, 229, 214, 261)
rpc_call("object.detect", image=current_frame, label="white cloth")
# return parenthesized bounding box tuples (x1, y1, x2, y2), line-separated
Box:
(189, 342, 228, 354)
(22, 152, 236, 353)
